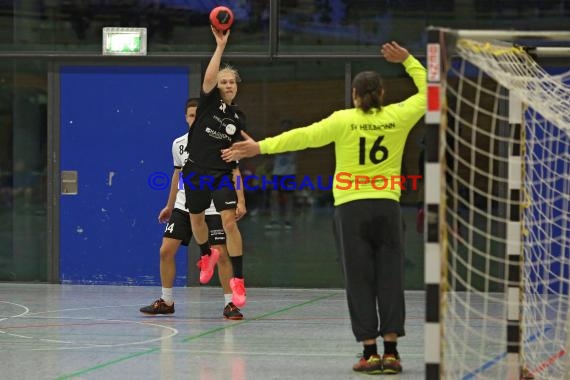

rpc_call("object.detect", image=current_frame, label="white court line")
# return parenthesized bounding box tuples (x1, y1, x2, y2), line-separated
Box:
(40, 339, 76, 344)
(155, 349, 426, 359)
(0, 301, 30, 319)
(3, 332, 34, 339)
(23, 302, 225, 316)
(0, 291, 345, 351)
(1, 300, 178, 351)
(0, 301, 31, 336)
(69, 318, 179, 348)
(0, 316, 178, 351)
(22, 297, 347, 317)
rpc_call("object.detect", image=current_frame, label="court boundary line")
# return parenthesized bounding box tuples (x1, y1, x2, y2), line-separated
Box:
(54, 292, 338, 379)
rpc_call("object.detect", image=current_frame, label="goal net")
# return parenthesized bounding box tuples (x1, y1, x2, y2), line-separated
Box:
(424, 29, 570, 380)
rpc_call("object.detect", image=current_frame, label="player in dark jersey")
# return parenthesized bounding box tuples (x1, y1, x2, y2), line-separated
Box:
(182, 26, 247, 308)
(139, 98, 243, 320)
(222, 41, 426, 375)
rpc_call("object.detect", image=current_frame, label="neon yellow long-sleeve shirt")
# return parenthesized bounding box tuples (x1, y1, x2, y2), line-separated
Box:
(259, 55, 426, 206)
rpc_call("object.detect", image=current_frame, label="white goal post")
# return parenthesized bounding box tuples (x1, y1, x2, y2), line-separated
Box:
(424, 28, 570, 380)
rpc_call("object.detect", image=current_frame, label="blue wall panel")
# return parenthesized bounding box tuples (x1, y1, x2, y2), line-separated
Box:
(60, 66, 190, 285)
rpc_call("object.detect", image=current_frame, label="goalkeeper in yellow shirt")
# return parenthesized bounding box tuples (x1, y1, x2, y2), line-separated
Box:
(222, 41, 426, 375)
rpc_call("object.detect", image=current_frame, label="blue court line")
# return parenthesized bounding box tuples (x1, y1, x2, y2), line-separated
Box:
(462, 325, 552, 380)
(462, 352, 507, 380)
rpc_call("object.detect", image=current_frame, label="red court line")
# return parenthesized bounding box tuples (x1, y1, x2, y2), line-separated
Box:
(527, 349, 567, 378)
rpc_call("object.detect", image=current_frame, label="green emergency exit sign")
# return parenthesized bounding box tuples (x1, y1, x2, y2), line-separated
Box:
(102, 28, 147, 56)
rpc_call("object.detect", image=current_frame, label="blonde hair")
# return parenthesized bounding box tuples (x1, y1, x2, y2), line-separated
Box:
(217, 64, 241, 83)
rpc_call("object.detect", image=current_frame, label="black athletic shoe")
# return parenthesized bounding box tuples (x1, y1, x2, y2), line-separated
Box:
(223, 302, 244, 320)
(140, 299, 174, 315)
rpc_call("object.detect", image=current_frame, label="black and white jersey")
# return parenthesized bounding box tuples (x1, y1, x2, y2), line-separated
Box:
(185, 88, 246, 171)
(172, 133, 218, 215)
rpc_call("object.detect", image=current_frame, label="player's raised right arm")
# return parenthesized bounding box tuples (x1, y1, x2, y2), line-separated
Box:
(203, 26, 230, 94)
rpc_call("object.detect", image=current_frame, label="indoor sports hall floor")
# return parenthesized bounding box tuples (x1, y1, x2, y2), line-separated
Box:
(1, 284, 426, 379)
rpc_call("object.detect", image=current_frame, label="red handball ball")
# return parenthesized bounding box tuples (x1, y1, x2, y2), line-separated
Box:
(209, 6, 234, 32)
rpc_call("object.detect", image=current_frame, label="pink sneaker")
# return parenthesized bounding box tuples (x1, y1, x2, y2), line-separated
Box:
(197, 248, 220, 284)
(230, 277, 246, 307)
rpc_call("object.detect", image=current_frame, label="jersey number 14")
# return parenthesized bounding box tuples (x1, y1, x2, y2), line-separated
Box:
(359, 136, 388, 165)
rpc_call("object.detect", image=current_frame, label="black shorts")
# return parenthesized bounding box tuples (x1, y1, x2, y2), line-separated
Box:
(205, 214, 226, 245)
(182, 163, 237, 214)
(163, 208, 192, 246)
(163, 209, 226, 246)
